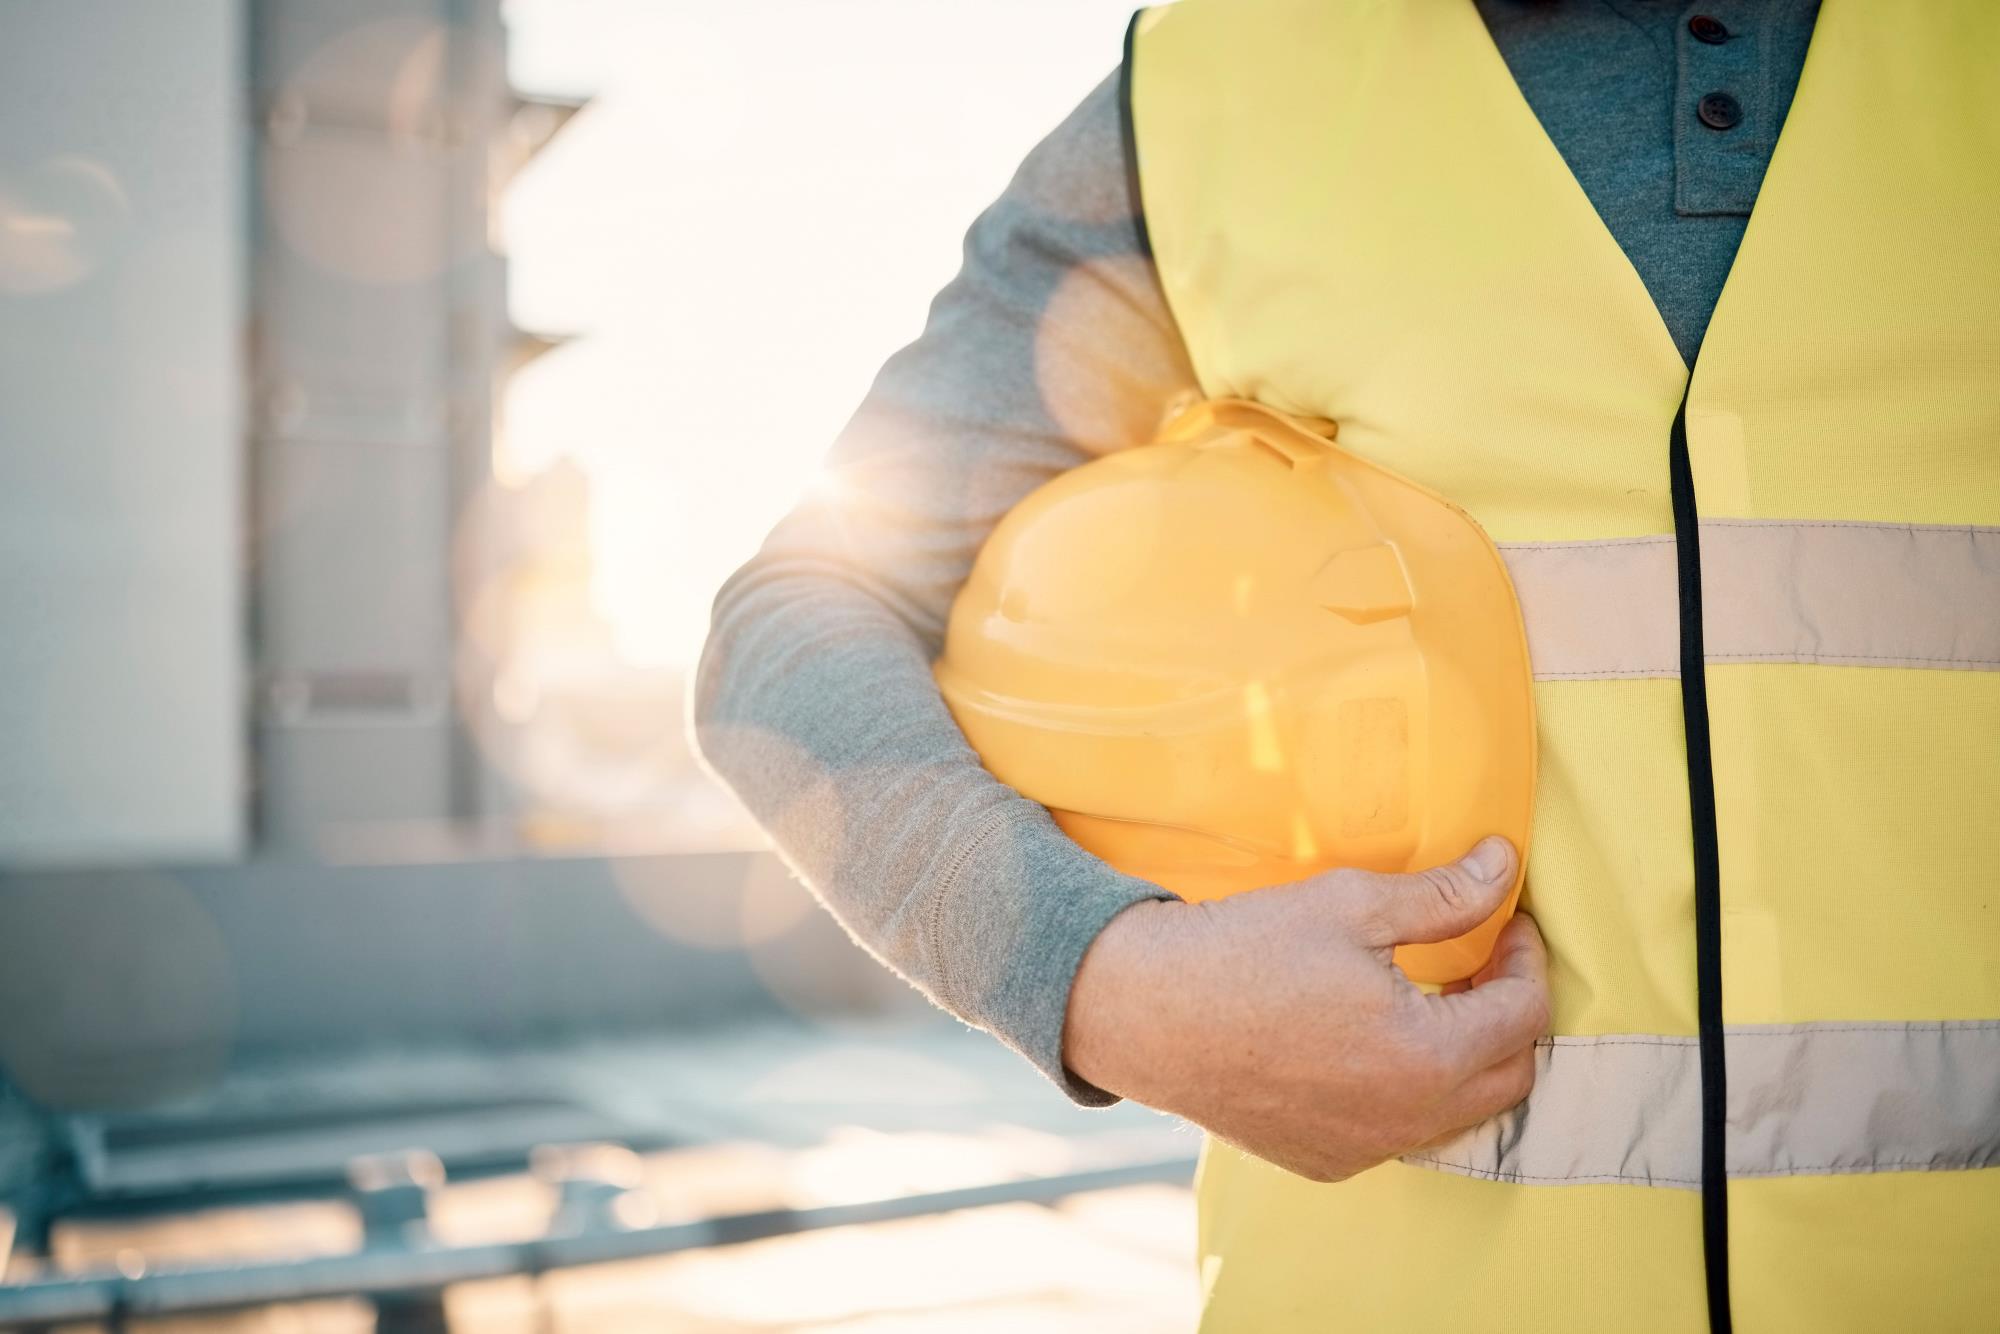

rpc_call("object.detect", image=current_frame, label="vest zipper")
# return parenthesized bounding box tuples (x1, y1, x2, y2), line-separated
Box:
(1667, 376, 1733, 1334)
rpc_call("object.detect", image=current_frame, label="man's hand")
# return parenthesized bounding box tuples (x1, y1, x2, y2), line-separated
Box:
(1062, 838, 1549, 1182)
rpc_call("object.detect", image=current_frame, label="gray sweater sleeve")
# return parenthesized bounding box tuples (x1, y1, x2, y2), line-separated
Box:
(690, 72, 1197, 1105)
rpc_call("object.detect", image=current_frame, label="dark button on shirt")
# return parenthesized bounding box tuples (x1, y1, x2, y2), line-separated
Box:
(1698, 90, 1744, 129)
(1689, 14, 1731, 44)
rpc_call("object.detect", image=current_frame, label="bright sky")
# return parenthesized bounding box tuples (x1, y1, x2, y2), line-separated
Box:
(500, 0, 1139, 668)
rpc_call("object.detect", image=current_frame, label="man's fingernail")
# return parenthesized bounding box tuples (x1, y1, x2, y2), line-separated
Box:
(1465, 837, 1512, 883)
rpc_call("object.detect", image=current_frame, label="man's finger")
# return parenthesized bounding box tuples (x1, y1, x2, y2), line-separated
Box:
(1423, 911, 1551, 1071)
(1346, 837, 1518, 947)
(1428, 1044, 1541, 1135)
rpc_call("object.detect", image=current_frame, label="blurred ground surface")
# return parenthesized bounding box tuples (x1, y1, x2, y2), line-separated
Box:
(4, 1015, 1200, 1331)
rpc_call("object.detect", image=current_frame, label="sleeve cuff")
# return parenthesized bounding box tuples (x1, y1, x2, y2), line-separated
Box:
(926, 804, 1178, 1107)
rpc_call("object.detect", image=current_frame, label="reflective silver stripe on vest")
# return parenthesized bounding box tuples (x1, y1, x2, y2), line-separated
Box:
(1500, 520, 2000, 680)
(1406, 1021, 2000, 1189)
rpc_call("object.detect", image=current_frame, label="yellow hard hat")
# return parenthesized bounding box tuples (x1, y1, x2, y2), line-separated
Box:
(936, 398, 1536, 983)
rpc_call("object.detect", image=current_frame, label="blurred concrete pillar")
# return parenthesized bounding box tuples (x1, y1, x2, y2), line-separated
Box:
(249, 0, 512, 844)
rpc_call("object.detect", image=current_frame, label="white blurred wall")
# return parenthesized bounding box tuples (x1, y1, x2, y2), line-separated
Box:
(0, 0, 245, 865)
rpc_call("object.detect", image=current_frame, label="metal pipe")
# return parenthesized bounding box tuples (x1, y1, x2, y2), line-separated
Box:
(0, 1155, 1196, 1327)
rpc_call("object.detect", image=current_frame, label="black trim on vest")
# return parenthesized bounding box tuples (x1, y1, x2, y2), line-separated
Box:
(1119, 9, 1154, 260)
(1668, 374, 1733, 1334)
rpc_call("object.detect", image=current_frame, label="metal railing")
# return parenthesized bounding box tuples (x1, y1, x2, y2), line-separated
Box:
(0, 1152, 1196, 1328)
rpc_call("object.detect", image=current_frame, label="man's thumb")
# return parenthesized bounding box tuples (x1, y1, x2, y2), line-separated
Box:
(1357, 837, 1517, 947)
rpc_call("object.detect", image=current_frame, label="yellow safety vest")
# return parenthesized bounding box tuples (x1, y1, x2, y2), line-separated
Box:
(1127, 2, 2000, 1329)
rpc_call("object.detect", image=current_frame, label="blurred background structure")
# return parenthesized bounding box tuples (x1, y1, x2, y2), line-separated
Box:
(0, 0, 1195, 1328)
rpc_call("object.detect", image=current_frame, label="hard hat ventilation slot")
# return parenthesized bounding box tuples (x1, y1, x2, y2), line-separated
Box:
(1246, 431, 1323, 470)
